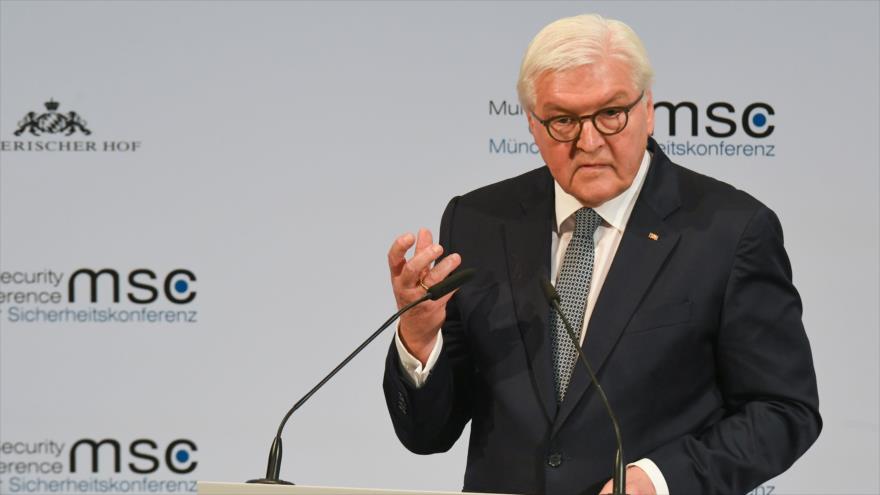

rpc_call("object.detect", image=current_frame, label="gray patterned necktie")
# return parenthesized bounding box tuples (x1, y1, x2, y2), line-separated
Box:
(550, 207, 602, 403)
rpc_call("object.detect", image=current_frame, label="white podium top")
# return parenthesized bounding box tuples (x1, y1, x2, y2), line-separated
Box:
(197, 481, 510, 495)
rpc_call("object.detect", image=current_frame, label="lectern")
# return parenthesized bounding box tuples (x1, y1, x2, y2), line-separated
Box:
(197, 482, 509, 495)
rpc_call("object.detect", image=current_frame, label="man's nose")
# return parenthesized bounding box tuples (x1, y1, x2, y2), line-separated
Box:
(576, 120, 604, 153)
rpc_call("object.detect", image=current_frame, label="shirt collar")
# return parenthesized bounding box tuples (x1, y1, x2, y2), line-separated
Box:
(554, 150, 652, 233)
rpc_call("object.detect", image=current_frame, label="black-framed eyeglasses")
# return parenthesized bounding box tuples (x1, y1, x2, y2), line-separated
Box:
(531, 91, 645, 142)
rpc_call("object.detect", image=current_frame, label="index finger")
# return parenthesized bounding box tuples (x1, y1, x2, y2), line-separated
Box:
(414, 227, 433, 254)
(387, 232, 415, 276)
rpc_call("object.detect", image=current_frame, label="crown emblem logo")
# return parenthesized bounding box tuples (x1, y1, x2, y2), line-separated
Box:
(14, 99, 92, 136)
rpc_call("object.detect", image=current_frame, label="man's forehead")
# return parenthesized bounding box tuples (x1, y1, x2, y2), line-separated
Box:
(534, 63, 637, 106)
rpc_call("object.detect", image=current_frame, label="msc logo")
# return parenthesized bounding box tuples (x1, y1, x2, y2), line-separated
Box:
(14, 99, 92, 136)
(69, 438, 197, 474)
(68, 268, 196, 304)
(654, 101, 775, 138)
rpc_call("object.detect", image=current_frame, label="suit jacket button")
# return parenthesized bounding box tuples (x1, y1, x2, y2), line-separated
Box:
(547, 453, 563, 468)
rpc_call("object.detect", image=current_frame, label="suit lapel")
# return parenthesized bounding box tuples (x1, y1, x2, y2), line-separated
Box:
(502, 169, 557, 423)
(552, 140, 683, 436)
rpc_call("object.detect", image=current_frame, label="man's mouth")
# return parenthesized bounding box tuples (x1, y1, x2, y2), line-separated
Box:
(576, 162, 610, 170)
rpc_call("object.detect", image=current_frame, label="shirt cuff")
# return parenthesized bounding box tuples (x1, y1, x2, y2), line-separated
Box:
(630, 458, 669, 495)
(394, 325, 443, 388)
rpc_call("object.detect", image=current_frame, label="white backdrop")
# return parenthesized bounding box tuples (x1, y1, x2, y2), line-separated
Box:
(1, 1, 877, 494)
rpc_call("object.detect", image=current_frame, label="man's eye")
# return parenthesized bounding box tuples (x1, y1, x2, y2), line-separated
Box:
(600, 108, 622, 117)
(553, 116, 576, 126)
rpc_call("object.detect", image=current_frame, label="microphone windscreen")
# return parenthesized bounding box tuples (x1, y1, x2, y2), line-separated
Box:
(427, 268, 476, 300)
(540, 278, 560, 303)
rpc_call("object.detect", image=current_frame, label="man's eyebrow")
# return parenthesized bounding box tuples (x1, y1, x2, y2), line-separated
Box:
(541, 91, 631, 114)
(542, 103, 577, 114)
(601, 91, 631, 106)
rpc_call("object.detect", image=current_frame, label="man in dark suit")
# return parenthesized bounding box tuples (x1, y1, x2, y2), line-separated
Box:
(384, 14, 820, 495)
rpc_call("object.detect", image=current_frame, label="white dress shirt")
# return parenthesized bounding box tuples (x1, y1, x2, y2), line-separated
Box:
(394, 151, 669, 494)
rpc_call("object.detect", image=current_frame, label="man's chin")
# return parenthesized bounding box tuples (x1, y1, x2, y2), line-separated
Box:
(568, 183, 624, 208)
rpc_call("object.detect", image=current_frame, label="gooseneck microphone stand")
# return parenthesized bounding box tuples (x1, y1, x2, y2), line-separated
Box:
(247, 268, 475, 485)
(542, 279, 627, 495)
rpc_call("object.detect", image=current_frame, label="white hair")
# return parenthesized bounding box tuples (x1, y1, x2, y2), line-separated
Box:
(516, 14, 655, 111)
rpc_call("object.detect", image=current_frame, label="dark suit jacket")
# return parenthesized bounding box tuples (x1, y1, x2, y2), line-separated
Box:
(384, 138, 821, 495)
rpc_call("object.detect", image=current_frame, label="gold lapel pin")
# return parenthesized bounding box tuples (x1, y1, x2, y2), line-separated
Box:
(648, 232, 660, 241)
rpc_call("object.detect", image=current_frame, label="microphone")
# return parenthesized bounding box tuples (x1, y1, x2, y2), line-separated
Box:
(248, 267, 476, 485)
(425, 267, 475, 300)
(540, 278, 627, 495)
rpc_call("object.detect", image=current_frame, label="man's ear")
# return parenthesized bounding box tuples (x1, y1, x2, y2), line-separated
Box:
(644, 89, 655, 136)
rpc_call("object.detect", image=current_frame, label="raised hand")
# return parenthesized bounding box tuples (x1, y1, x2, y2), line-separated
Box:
(387, 228, 462, 364)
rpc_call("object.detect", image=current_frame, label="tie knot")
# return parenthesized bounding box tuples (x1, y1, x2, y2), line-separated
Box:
(573, 207, 601, 239)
